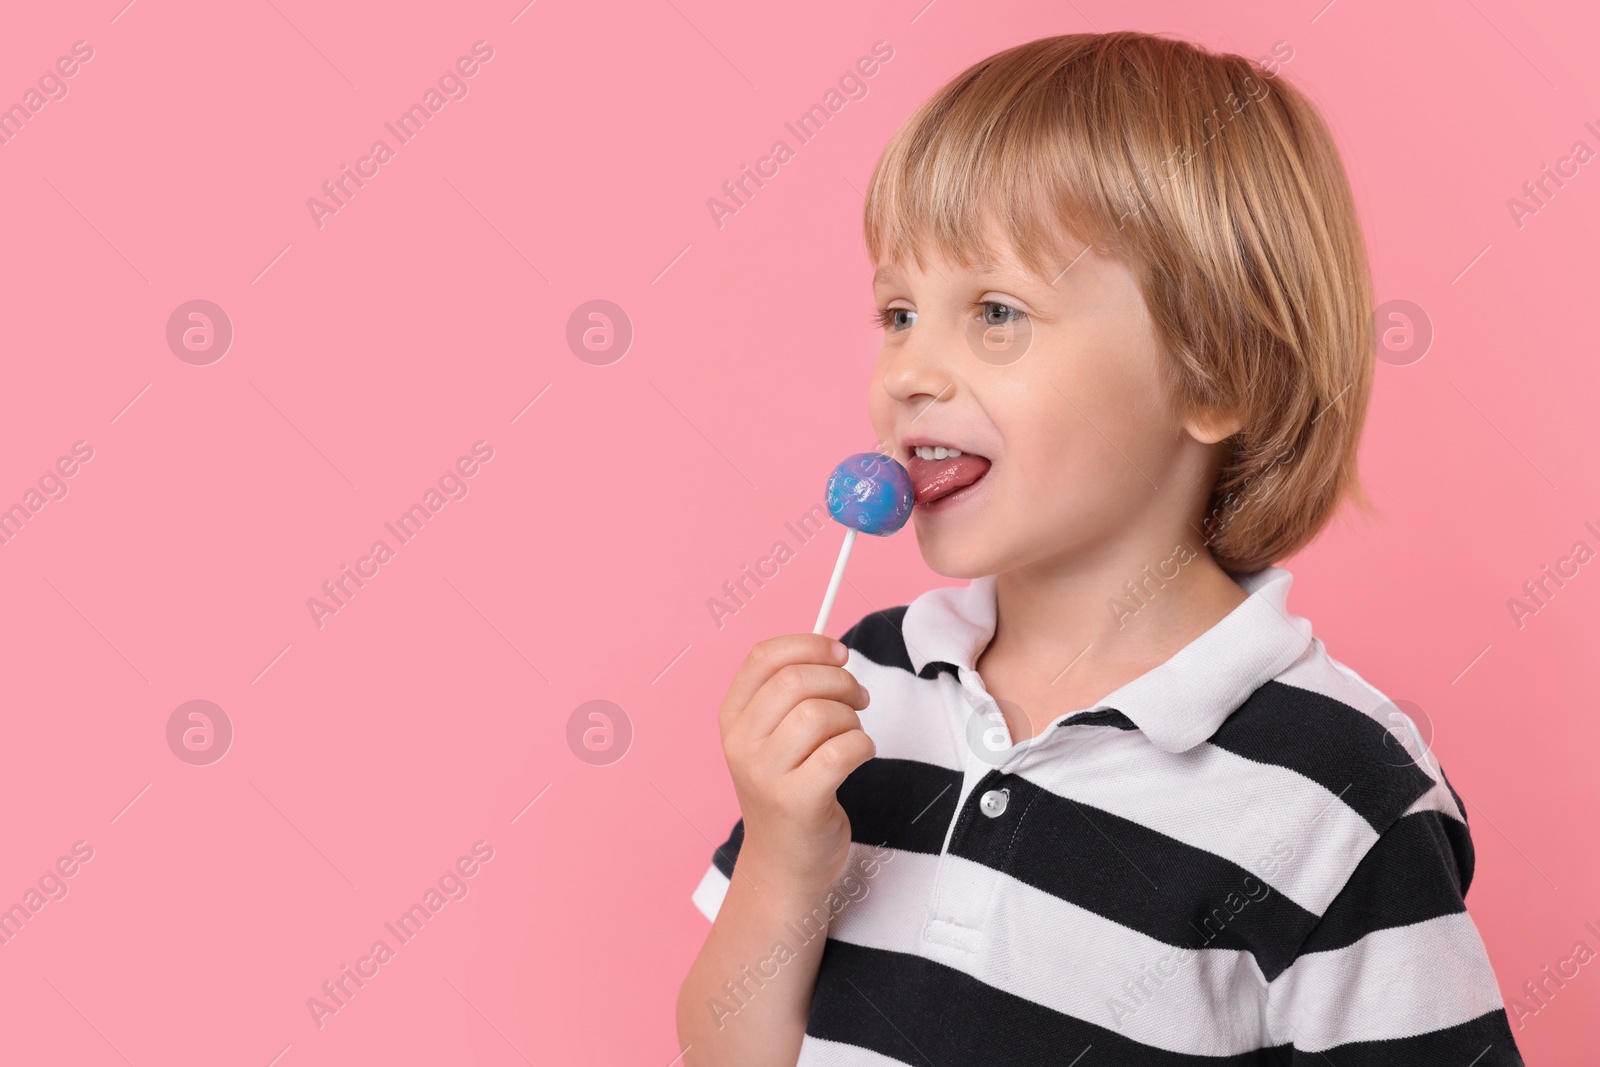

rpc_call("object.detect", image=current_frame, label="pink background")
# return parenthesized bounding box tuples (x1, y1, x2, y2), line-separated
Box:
(1, 0, 1595, 1062)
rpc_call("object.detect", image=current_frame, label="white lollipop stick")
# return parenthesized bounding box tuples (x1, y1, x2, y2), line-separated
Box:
(812, 527, 858, 635)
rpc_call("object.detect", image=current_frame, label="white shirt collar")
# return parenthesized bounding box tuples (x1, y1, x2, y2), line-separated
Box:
(900, 565, 1314, 753)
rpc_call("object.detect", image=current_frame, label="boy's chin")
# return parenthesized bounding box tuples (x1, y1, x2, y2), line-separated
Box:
(914, 535, 1000, 581)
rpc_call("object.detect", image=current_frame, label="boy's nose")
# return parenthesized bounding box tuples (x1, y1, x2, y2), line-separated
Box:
(879, 332, 960, 410)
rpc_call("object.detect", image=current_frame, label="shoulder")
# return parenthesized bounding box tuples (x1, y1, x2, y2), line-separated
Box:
(1211, 636, 1477, 904)
(1242, 654, 1514, 1051)
(1213, 636, 1465, 830)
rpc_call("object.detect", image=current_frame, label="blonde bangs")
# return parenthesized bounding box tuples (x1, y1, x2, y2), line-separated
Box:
(862, 47, 1120, 279)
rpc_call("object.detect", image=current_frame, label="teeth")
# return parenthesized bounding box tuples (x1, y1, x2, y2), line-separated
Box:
(913, 446, 962, 460)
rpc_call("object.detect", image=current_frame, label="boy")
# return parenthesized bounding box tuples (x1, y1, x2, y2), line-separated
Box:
(677, 31, 1524, 1065)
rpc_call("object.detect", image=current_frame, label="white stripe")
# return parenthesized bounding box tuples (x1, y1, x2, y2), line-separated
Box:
(1266, 911, 1507, 1050)
(848, 654, 965, 771)
(1011, 727, 1376, 914)
(825, 846, 1271, 1056)
(797, 1033, 917, 1066)
(1279, 638, 1394, 720)
(692, 864, 729, 923)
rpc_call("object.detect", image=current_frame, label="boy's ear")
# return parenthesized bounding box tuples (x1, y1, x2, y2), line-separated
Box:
(1183, 407, 1244, 446)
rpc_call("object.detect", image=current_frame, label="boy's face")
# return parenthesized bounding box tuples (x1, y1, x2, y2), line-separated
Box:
(868, 219, 1234, 579)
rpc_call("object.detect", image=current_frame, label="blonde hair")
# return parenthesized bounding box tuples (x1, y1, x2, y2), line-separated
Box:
(862, 32, 1376, 574)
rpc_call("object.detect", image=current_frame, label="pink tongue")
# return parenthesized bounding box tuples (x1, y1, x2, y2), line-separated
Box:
(906, 454, 991, 504)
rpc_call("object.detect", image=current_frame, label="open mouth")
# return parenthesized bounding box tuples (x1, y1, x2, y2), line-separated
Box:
(903, 445, 992, 507)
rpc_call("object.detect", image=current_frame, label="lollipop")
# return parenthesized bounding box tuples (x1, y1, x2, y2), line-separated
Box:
(812, 452, 915, 634)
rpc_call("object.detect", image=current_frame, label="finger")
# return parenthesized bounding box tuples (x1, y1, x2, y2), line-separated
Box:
(723, 634, 849, 725)
(763, 697, 864, 774)
(742, 662, 867, 741)
(790, 727, 877, 797)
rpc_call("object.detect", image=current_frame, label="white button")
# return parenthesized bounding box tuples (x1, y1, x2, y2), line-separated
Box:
(980, 788, 1009, 818)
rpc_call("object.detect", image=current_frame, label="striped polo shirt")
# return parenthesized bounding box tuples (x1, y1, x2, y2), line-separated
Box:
(690, 565, 1525, 1064)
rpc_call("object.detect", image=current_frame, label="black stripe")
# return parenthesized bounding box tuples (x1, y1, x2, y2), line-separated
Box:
(1208, 680, 1435, 831)
(711, 818, 744, 878)
(838, 757, 964, 855)
(839, 606, 914, 672)
(712, 757, 963, 879)
(806, 937, 1292, 1065)
(1310, 1008, 1524, 1066)
(1297, 809, 1468, 955)
(715, 758, 964, 878)
(946, 769, 1319, 981)
(840, 605, 959, 681)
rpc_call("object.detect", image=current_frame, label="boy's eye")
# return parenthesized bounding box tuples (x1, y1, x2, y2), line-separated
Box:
(875, 307, 917, 331)
(978, 301, 1026, 326)
(872, 303, 1023, 331)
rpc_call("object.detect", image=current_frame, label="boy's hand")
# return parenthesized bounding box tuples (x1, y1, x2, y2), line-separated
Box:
(718, 634, 875, 893)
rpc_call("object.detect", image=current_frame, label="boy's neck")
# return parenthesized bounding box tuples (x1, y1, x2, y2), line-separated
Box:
(975, 532, 1250, 735)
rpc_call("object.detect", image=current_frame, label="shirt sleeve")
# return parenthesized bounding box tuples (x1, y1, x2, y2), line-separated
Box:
(691, 817, 744, 923)
(1265, 778, 1525, 1063)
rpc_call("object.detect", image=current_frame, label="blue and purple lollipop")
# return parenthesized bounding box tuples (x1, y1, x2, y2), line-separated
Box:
(813, 452, 915, 634)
